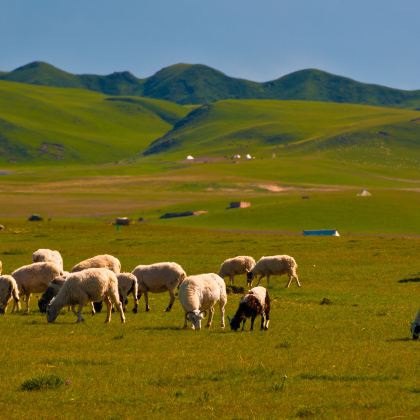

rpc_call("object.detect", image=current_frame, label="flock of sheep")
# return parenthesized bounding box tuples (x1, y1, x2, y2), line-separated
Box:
(0, 251, 301, 331)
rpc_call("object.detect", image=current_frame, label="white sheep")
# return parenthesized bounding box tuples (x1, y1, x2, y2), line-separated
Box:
(178, 273, 227, 330)
(219, 255, 255, 285)
(411, 309, 420, 340)
(247, 255, 300, 288)
(46, 268, 125, 323)
(132, 262, 186, 312)
(32, 249, 64, 271)
(12, 262, 63, 313)
(117, 273, 139, 313)
(71, 254, 121, 274)
(0, 275, 20, 314)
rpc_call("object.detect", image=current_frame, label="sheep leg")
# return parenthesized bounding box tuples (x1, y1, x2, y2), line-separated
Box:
(206, 307, 215, 328)
(256, 275, 263, 286)
(294, 273, 301, 287)
(104, 297, 112, 323)
(260, 312, 266, 330)
(250, 315, 256, 331)
(183, 313, 188, 329)
(230, 275, 234, 285)
(109, 291, 125, 323)
(132, 290, 139, 313)
(219, 301, 225, 329)
(144, 291, 150, 312)
(165, 289, 175, 312)
(241, 319, 246, 331)
(25, 293, 31, 314)
(12, 298, 20, 313)
(266, 275, 270, 287)
(76, 305, 85, 323)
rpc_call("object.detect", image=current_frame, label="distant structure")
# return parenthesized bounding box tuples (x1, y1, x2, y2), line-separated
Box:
(303, 229, 340, 236)
(160, 210, 207, 219)
(357, 189, 371, 197)
(186, 155, 195, 160)
(114, 217, 130, 226)
(228, 201, 251, 209)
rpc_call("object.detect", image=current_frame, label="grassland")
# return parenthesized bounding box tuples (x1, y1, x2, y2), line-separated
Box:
(0, 221, 419, 419)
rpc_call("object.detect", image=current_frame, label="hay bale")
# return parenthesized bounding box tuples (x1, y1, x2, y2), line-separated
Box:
(228, 201, 251, 209)
(28, 214, 43, 222)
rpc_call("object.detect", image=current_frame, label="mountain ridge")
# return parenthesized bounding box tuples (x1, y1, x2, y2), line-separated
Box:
(2, 61, 420, 107)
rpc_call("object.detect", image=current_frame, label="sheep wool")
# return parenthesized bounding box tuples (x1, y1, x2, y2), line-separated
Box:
(132, 262, 186, 312)
(219, 255, 256, 285)
(32, 249, 64, 271)
(47, 268, 125, 323)
(12, 262, 63, 313)
(248, 255, 300, 288)
(0, 275, 20, 314)
(71, 254, 121, 274)
(178, 273, 227, 330)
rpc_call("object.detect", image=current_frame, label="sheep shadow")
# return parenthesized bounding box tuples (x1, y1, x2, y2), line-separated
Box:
(398, 274, 420, 283)
(386, 337, 412, 342)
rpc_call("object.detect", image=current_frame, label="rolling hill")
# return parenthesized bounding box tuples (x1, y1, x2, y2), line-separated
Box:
(144, 99, 420, 168)
(2, 61, 420, 107)
(0, 80, 189, 164)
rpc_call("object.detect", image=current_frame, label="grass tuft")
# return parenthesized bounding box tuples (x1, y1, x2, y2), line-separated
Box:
(21, 374, 64, 391)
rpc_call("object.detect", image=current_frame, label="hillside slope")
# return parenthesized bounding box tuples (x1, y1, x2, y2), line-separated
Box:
(144, 100, 420, 167)
(2, 61, 420, 107)
(0, 81, 188, 163)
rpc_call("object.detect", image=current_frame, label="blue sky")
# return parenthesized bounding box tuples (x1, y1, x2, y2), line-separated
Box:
(1, 0, 419, 89)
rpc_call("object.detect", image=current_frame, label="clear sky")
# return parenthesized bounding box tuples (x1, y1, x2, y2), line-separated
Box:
(1, 0, 419, 89)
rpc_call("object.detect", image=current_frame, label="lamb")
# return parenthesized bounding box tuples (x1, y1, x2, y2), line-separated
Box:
(219, 255, 256, 285)
(46, 268, 125, 323)
(229, 286, 270, 331)
(178, 273, 227, 330)
(116, 273, 139, 313)
(247, 255, 300, 288)
(132, 262, 186, 312)
(32, 249, 64, 271)
(0, 275, 20, 314)
(411, 309, 420, 340)
(71, 254, 121, 274)
(12, 262, 63, 313)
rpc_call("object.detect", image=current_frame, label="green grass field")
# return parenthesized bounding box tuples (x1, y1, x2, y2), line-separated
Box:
(0, 221, 419, 419)
(1, 79, 420, 418)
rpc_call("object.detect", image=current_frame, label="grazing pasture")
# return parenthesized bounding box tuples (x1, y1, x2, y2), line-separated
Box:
(0, 221, 418, 418)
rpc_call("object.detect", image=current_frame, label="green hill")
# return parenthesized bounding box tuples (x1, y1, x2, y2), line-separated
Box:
(144, 99, 420, 168)
(0, 80, 188, 163)
(2, 61, 420, 107)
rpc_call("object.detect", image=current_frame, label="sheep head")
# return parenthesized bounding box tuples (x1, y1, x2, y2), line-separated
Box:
(186, 310, 206, 330)
(46, 299, 59, 323)
(411, 321, 420, 340)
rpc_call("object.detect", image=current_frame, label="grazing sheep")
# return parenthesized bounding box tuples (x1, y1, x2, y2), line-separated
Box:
(12, 262, 63, 313)
(411, 309, 420, 340)
(0, 275, 20, 314)
(247, 255, 300, 288)
(117, 273, 138, 313)
(229, 286, 270, 331)
(32, 249, 64, 271)
(178, 273, 227, 330)
(132, 262, 186, 312)
(46, 268, 125, 323)
(71, 254, 121, 274)
(219, 255, 256, 285)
